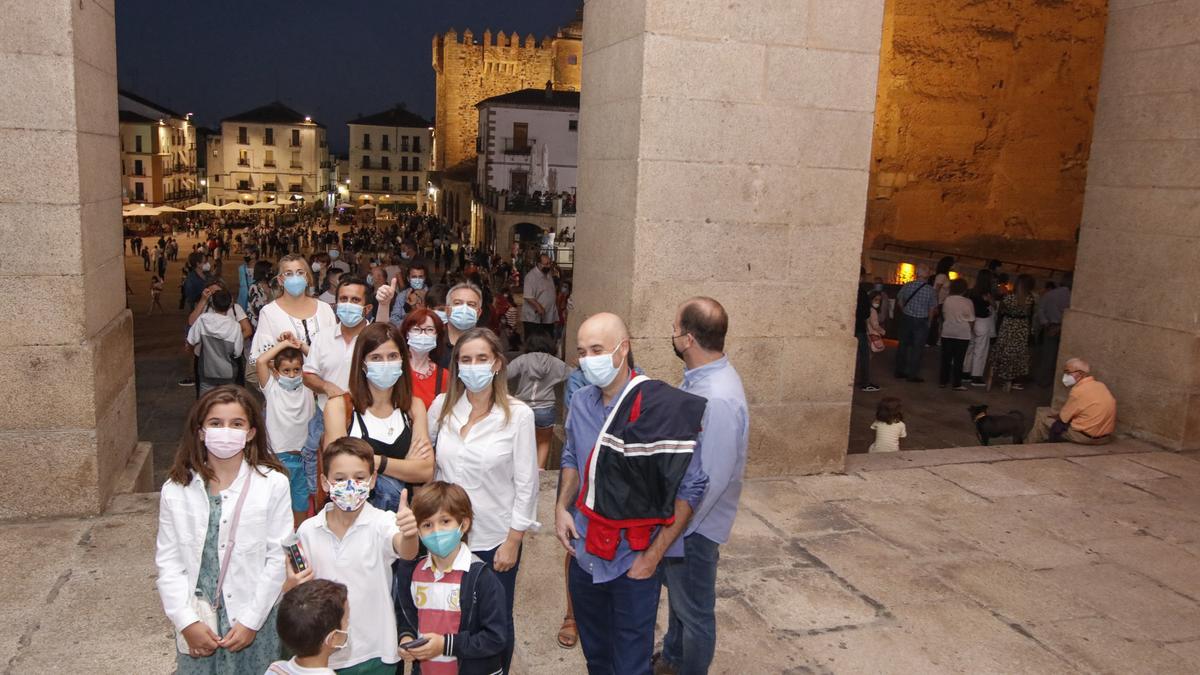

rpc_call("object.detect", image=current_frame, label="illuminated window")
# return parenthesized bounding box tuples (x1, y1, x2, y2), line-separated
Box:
(897, 263, 916, 284)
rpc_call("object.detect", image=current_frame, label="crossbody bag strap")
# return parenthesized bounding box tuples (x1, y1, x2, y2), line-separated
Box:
(213, 471, 253, 610)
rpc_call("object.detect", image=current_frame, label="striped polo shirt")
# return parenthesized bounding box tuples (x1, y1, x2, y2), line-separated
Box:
(411, 544, 473, 674)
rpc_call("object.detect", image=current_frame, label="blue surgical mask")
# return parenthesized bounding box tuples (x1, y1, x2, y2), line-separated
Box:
(580, 343, 623, 387)
(409, 277, 426, 290)
(407, 333, 437, 354)
(336, 302, 365, 327)
(282, 275, 308, 297)
(277, 374, 304, 391)
(449, 305, 478, 331)
(458, 363, 495, 392)
(420, 526, 463, 559)
(435, 310, 448, 324)
(365, 361, 403, 389)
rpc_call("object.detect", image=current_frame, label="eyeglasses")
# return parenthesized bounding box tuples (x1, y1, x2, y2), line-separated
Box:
(408, 327, 437, 337)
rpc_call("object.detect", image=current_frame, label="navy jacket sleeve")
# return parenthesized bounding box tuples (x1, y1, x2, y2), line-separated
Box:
(445, 565, 507, 661)
(392, 557, 420, 641)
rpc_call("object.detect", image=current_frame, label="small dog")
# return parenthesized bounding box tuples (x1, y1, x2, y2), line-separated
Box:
(968, 405, 1025, 445)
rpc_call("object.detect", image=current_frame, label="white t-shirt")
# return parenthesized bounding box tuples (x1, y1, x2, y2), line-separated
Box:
(267, 657, 336, 675)
(262, 377, 315, 454)
(941, 295, 976, 340)
(296, 504, 400, 670)
(348, 408, 407, 444)
(251, 301, 336, 367)
(869, 420, 907, 453)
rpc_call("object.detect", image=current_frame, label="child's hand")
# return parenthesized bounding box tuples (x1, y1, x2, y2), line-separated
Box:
(278, 331, 296, 344)
(180, 621, 220, 657)
(283, 561, 314, 593)
(216, 622, 257, 652)
(395, 489, 418, 538)
(402, 633, 445, 661)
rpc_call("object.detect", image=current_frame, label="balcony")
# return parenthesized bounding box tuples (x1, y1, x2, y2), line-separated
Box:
(502, 137, 535, 155)
(264, 160, 276, 167)
(360, 161, 373, 170)
(290, 163, 303, 169)
(362, 142, 372, 151)
(289, 140, 301, 148)
(237, 159, 249, 167)
(480, 187, 576, 215)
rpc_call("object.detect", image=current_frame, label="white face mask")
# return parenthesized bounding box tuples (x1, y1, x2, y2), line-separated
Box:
(325, 629, 349, 651)
(1062, 373, 1078, 387)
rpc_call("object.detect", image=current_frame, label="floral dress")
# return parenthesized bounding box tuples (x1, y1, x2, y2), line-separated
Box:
(176, 492, 280, 675)
(992, 294, 1036, 381)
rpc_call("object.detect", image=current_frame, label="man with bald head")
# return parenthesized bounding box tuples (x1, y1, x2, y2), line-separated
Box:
(655, 297, 748, 675)
(1026, 357, 1116, 444)
(557, 312, 709, 675)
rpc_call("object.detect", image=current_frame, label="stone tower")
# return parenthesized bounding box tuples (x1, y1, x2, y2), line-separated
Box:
(432, 11, 582, 173)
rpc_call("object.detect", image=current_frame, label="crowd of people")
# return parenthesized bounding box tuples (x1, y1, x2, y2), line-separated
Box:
(145, 211, 748, 674)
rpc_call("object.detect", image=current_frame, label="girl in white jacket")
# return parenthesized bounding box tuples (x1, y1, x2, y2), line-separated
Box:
(156, 385, 293, 674)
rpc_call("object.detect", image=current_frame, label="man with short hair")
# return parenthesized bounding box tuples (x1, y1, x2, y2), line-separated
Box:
(522, 254, 559, 340)
(557, 312, 709, 675)
(301, 275, 374, 497)
(893, 275, 939, 382)
(655, 298, 748, 675)
(186, 289, 243, 395)
(382, 261, 429, 326)
(443, 282, 483, 357)
(1026, 357, 1116, 445)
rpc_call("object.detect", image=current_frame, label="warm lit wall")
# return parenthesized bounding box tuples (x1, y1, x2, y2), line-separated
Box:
(865, 0, 1107, 269)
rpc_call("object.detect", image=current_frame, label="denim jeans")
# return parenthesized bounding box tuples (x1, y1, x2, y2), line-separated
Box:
(302, 411, 324, 493)
(369, 474, 406, 513)
(894, 314, 931, 379)
(473, 544, 522, 673)
(661, 534, 720, 675)
(568, 558, 661, 675)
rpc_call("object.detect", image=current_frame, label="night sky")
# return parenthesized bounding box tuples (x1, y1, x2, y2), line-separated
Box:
(116, 0, 579, 154)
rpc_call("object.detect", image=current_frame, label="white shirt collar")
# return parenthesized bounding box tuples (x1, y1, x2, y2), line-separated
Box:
(420, 542, 473, 578)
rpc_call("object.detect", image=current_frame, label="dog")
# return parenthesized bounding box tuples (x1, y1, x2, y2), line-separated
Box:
(968, 405, 1025, 445)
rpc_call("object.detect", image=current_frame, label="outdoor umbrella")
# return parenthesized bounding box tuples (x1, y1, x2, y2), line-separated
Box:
(156, 206, 185, 213)
(249, 201, 281, 210)
(185, 202, 220, 211)
(123, 205, 161, 216)
(218, 202, 248, 211)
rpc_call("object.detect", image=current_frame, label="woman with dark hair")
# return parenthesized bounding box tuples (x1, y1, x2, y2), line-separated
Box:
(398, 308, 450, 408)
(246, 259, 276, 329)
(963, 269, 995, 386)
(428, 327, 538, 672)
(322, 322, 434, 512)
(508, 331, 571, 469)
(992, 273, 1037, 391)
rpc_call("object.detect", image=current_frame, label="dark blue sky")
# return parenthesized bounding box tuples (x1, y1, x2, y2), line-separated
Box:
(116, 0, 578, 154)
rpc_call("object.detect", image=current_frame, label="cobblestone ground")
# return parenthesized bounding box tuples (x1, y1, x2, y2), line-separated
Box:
(3, 441, 1198, 674)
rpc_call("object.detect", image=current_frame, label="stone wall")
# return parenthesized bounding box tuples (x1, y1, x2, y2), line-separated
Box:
(573, 0, 884, 476)
(1061, 0, 1200, 450)
(0, 0, 138, 517)
(866, 0, 1107, 269)
(432, 29, 582, 173)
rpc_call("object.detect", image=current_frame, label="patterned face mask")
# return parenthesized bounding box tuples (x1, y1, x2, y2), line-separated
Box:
(326, 478, 370, 511)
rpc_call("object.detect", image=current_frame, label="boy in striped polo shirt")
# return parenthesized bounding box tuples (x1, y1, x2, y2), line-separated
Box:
(395, 482, 507, 675)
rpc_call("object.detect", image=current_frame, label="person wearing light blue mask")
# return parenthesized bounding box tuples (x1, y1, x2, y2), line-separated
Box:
(255, 336, 316, 526)
(427, 328, 538, 672)
(444, 282, 484, 366)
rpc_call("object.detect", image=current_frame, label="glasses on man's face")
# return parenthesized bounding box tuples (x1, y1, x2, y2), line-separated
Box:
(409, 327, 437, 337)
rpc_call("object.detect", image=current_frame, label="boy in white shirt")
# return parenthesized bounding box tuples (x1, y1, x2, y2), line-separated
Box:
(293, 438, 413, 675)
(257, 337, 315, 527)
(268, 579, 349, 675)
(185, 289, 243, 395)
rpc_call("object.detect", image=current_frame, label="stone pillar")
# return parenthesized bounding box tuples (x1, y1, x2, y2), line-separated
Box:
(573, 0, 885, 475)
(0, 0, 138, 517)
(1062, 1, 1200, 449)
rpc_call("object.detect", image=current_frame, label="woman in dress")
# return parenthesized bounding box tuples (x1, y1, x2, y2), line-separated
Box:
(992, 273, 1036, 391)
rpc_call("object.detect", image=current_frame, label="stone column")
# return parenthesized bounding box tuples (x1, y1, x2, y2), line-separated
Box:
(573, 0, 885, 475)
(1062, 1, 1200, 449)
(0, 0, 138, 516)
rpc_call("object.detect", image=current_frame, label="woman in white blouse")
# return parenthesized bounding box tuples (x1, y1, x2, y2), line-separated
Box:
(427, 327, 538, 671)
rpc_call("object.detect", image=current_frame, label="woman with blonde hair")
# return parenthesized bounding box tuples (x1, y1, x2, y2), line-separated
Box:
(427, 327, 538, 673)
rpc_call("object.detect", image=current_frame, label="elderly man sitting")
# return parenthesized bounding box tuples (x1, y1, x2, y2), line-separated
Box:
(1026, 357, 1116, 444)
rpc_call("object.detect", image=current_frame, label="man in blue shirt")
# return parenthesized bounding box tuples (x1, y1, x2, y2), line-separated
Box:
(894, 275, 939, 382)
(557, 312, 708, 675)
(654, 297, 749, 675)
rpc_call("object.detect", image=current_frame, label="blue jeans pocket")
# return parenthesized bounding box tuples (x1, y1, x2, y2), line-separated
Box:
(370, 474, 407, 512)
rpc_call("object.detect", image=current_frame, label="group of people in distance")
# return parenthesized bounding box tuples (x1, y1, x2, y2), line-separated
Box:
(156, 236, 749, 675)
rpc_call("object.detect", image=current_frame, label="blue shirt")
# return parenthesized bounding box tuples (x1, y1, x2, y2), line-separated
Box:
(561, 373, 708, 583)
(666, 356, 749, 557)
(898, 279, 938, 319)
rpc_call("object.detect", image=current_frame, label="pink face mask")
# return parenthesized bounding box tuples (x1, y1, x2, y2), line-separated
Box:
(203, 427, 247, 459)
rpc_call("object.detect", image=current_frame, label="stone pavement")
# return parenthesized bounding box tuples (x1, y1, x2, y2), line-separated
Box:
(4, 440, 1199, 674)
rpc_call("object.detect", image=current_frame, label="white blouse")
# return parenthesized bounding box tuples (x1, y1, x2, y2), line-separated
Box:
(427, 394, 540, 551)
(249, 300, 336, 366)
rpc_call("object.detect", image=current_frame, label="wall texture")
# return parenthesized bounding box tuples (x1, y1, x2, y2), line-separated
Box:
(0, 0, 138, 517)
(432, 22, 582, 173)
(1062, 0, 1200, 450)
(866, 0, 1107, 269)
(573, 0, 884, 476)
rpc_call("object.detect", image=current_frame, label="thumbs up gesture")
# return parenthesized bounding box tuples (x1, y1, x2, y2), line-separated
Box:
(375, 277, 398, 306)
(395, 488, 418, 538)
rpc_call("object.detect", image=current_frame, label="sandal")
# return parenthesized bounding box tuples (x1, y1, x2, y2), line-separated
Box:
(557, 615, 578, 649)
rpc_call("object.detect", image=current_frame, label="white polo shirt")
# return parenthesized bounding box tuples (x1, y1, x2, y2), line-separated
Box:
(303, 322, 362, 409)
(296, 503, 401, 670)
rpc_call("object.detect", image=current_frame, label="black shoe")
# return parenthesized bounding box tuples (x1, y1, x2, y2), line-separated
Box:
(177, 377, 195, 387)
(860, 384, 880, 392)
(907, 377, 925, 383)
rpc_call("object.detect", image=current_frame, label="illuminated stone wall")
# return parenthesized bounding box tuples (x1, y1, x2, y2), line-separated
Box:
(866, 0, 1107, 269)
